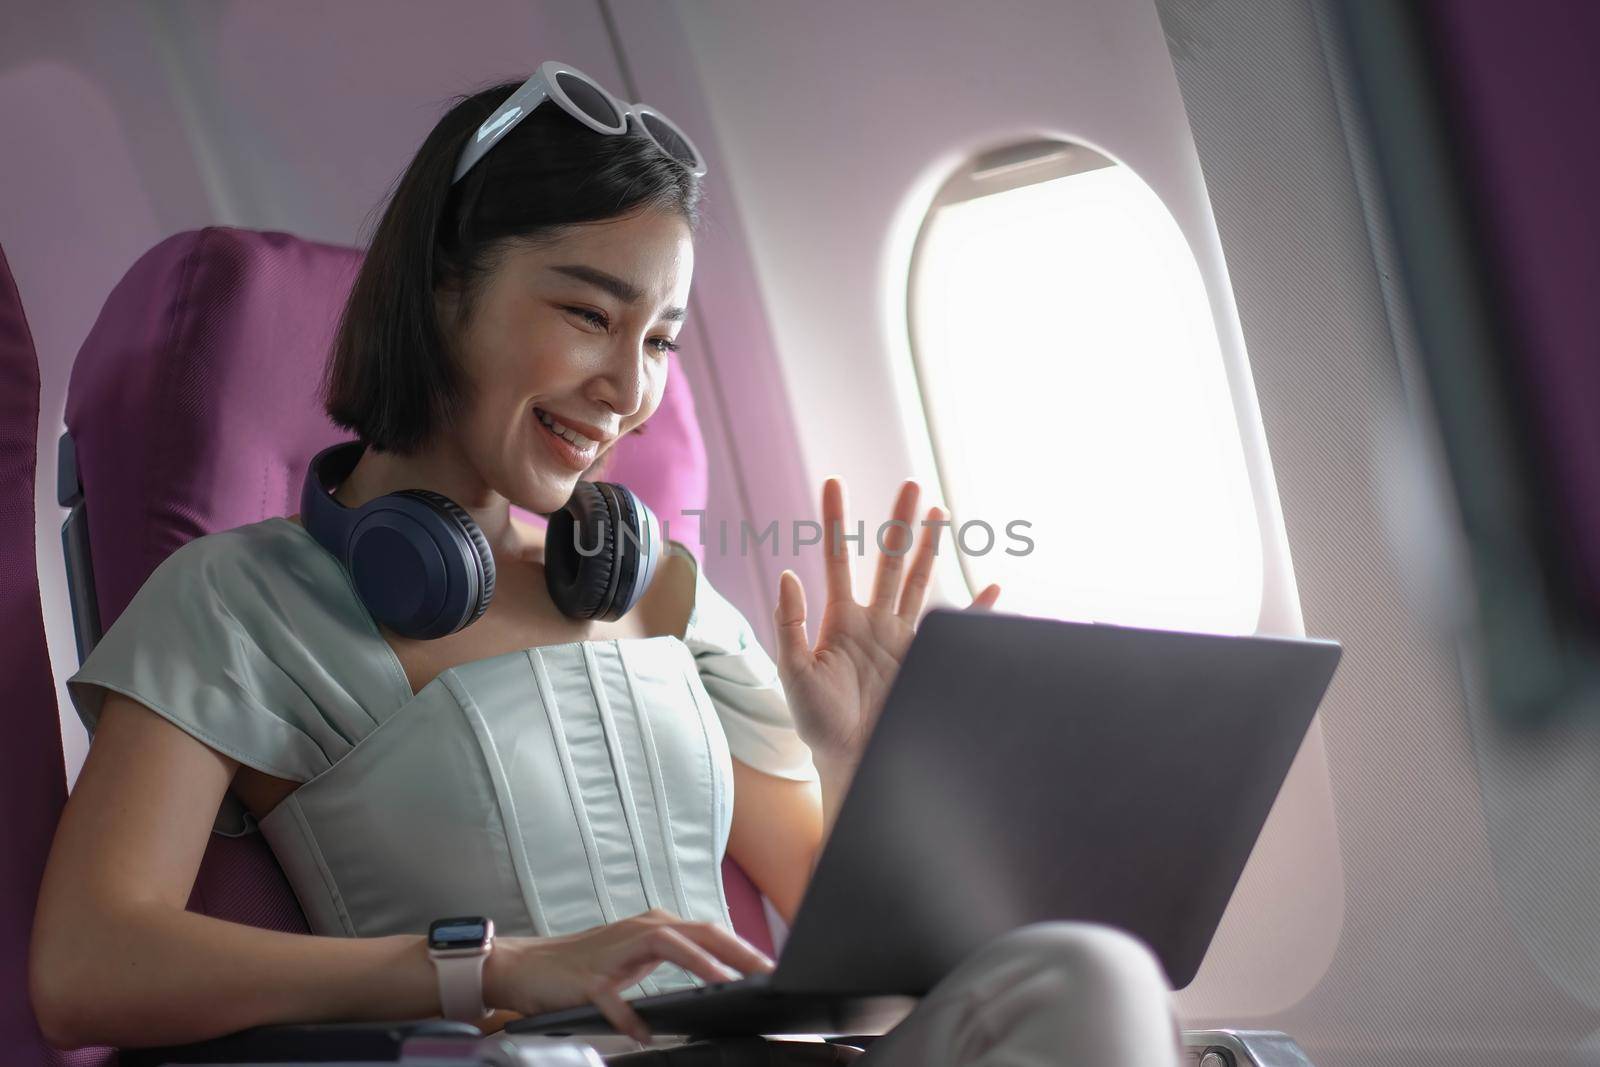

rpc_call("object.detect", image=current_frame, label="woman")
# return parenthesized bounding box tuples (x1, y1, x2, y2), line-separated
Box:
(30, 65, 1180, 1063)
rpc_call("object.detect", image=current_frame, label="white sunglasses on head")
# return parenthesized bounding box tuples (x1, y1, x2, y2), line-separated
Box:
(452, 59, 708, 184)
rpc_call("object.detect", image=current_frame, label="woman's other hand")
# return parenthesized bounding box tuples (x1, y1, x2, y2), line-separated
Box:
(774, 477, 1001, 769)
(484, 908, 774, 1044)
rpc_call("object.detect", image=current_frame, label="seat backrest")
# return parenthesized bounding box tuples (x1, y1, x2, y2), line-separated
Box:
(0, 243, 114, 1065)
(1418, 0, 1600, 619)
(61, 227, 771, 954)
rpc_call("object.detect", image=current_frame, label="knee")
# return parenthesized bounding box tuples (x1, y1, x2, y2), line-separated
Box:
(985, 921, 1172, 1000)
(938, 923, 1180, 1064)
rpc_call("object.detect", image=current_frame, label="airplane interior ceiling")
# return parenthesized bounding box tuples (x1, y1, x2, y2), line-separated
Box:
(2, 1, 1597, 1064)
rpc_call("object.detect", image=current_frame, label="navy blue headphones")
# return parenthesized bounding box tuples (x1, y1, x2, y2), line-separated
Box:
(301, 440, 662, 639)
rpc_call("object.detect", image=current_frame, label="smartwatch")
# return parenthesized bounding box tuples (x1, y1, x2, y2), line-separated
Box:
(427, 916, 495, 1022)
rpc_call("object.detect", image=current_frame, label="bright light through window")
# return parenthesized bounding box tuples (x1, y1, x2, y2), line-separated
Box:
(909, 143, 1263, 634)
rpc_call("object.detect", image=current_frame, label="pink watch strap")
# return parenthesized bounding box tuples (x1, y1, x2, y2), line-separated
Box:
(432, 949, 490, 1022)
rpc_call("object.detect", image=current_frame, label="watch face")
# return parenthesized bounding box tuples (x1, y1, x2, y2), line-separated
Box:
(429, 916, 490, 951)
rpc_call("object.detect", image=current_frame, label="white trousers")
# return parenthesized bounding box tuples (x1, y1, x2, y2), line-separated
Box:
(853, 921, 1181, 1066)
(591, 921, 1182, 1066)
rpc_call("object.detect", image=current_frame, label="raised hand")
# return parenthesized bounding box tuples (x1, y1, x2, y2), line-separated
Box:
(773, 477, 1001, 768)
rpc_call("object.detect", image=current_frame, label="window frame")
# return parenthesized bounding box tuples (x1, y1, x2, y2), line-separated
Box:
(901, 137, 1265, 632)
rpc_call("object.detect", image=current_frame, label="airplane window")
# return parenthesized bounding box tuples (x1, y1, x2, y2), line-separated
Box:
(908, 139, 1264, 634)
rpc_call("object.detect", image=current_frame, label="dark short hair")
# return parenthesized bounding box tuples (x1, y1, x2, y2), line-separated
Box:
(321, 80, 704, 456)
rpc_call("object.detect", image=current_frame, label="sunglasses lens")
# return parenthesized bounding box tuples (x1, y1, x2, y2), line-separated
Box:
(640, 112, 699, 169)
(556, 71, 622, 128)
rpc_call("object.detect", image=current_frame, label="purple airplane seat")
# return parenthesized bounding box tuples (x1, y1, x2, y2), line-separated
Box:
(0, 243, 113, 1065)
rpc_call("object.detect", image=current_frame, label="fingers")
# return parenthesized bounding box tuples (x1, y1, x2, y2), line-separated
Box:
(585, 978, 654, 1046)
(821, 477, 855, 606)
(630, 926, 742, 986)
(540, 912, 774, 1047)
(869, 481, 921, 612)
(814, 477, 987, 624)
(968, 583, 1002, 611)
(773, 569, 810, 676)
(896, 505, 945, 622)
(668, 921, 777, 976)
(586, 924, 748, 1044)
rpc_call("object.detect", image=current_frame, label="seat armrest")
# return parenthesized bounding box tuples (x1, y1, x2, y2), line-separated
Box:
(118, 1018, 482, 1065)
(1182, 1029, 1316, 1067)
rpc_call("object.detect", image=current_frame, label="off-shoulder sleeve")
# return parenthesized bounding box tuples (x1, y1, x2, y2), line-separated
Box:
(674, 542, 819, 782)
(66, 531, 342, 833)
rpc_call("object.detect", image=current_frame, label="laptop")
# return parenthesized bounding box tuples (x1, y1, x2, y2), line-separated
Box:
(508, 608, 1342, 1039)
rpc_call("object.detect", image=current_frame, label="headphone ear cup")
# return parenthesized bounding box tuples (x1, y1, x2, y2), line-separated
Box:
(592, 484, 635, 622)
(396, 489, 496, 630)
(301, 440, 493, 640)
(546, 482, 618, 621)
(603, 484, 661, 620)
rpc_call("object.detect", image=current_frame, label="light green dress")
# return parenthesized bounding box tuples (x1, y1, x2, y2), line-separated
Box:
(66, 516, 818, 996)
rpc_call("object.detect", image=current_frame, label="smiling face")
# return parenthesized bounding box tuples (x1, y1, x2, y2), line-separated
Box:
(437, 207, 695, 517)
